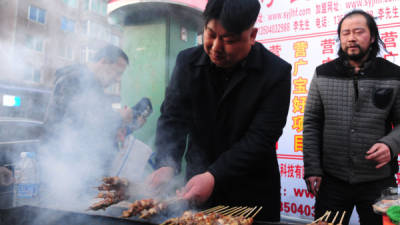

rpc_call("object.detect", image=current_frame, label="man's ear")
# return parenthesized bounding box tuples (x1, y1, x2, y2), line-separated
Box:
(250, 28, 258, 45)
(98, 58, 112, 65)
(370, 36, 375, 45)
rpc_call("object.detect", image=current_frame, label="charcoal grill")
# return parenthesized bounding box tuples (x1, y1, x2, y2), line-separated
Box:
(0, 205, 156, 225)
(0, 205, 305, 225)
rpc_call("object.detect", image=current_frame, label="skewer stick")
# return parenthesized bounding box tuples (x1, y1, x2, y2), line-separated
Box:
(218, 206, 237, 214)
(202, 205, 224, 212)
(225, 207, 242, 216)
(251, 206, 263, 218)
(213, 206, 231, 214)
(202, 205, 227, 214)
(206, 206, 230, 214)
(220, 206, 241, 215)
(238, 207, 254, 217)
(330, 211, 339, 224)
(324, 211, 332, 222)
(244, 206, 258, 218)
(338, 211, 346, 225)
(313, 211, 330, 223)
(228, 207, 248, 216)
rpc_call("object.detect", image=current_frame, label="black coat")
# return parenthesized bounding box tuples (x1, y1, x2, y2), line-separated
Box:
(43, 65, 120, 174)
(155, 43, 291, 221)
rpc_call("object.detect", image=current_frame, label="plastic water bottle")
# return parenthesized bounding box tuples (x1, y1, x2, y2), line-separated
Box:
(14, 152, 40, 206)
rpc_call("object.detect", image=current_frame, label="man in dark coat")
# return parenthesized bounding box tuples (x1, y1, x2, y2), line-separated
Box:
(41, 45, 130, 198)
(148, 0, 292, 221)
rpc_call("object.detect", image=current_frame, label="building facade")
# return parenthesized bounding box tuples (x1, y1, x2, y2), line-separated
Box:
(0, 0, 123, 90)
(0, 0, 123, 121)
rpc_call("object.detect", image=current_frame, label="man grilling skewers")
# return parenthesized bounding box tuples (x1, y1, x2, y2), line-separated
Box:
(148, 0, 291, 222)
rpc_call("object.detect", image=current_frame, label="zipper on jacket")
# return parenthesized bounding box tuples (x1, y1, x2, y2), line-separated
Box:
(353, 74, 359, 101)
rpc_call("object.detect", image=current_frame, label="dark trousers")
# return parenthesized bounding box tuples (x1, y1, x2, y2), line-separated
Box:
(314, 174, 397, 225)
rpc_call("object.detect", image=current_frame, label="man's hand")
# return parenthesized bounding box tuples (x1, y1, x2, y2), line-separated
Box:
(365, 143, 392, 169)
(305, 176, 321, 197)
(0, 166, 14, 186)
(119, 106, 133, 124)
(146, 167, 174, 194)
(176, 172, 215, 204)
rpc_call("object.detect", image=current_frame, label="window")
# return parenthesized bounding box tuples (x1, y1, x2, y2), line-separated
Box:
(24, 66, 41, 83)
(28, 5, 46, 24)
(83, 20, 109, 41)
(61, 17, 75, 33)
(59, 44, 74, 60)
(25, 35, 44, 52)
(63, 0, 77, 8)
(80, 46, 96, 63)
(84, 0, 107, 15)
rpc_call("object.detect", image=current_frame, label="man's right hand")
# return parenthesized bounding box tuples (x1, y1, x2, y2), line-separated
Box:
(305, 176, 322, 197)
(146, 167, 174, 194)
(0, 166, 14, 186)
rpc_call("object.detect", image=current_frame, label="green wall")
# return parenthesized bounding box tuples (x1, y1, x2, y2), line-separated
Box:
(167, 15, 200, 80)
(121, 19, 167, 147)
(120, 14, 200, 149)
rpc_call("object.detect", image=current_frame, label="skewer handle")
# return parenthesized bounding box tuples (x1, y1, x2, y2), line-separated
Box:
(338, 211, 346, 224)
(331, 211, 339, 223)
(324, 211, 331, 222)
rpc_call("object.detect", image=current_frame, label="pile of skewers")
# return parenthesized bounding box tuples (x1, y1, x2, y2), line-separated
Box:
(122, 198, 168, 219)
(307, 210, 347, 225)
(89, 176, 130, 210)
(160, 205, 262, 225)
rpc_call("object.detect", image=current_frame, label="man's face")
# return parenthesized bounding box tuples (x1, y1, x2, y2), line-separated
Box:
(340, 14, 375, 62)
(100, 57, 128, 87)
(203, 19, 258, 68)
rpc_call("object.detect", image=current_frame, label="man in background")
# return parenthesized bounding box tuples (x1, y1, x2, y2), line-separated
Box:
(148, 0, 292, 221)
(40, 45, 131, 205)
(303, 10, 400, 225)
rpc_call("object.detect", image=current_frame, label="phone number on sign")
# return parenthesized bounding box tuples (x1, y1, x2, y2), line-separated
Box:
(281, 202, 315, 217)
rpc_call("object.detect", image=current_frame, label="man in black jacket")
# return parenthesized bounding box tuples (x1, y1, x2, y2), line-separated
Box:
(303, 10, 400, 225)
(148, 0, 292, 221)
(42, 45, 131, 192)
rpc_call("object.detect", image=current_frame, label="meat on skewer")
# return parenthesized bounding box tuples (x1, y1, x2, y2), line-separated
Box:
(89, 176, 129, 211)
(122, 198, 167, 218)
(160, 210, 254, 225)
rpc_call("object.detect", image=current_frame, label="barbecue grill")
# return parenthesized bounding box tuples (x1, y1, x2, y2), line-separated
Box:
(0, 205, 306, 225)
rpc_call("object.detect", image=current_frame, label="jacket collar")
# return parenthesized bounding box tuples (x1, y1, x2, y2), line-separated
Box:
(335, 55, 378, 77)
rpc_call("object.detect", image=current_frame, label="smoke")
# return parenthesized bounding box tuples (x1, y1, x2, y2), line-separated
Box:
(37, 87, 120, 211)
(0, 1, 203, 224)
(0, 43, 26, 82)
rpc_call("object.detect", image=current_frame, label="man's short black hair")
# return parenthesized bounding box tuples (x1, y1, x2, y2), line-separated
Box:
(92, 44, 129, 64)
(203, 0, 260, 34)
(337, 10, 384, 59)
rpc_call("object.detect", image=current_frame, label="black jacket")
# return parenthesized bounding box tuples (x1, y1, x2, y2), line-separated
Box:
(43, 65, 120, 172)
(155, 43, 292, 221)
